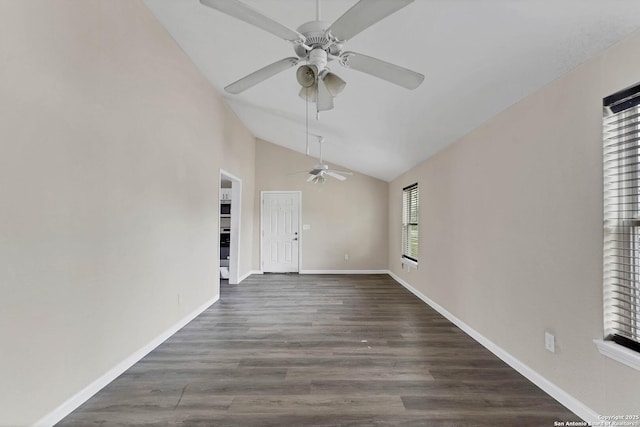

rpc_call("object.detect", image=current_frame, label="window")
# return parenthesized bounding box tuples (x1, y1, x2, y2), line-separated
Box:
(402, 183, 419, 265)
(603, 83, 640, 355)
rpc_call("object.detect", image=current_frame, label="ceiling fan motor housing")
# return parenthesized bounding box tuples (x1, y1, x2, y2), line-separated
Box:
(294, 21, 342, 58)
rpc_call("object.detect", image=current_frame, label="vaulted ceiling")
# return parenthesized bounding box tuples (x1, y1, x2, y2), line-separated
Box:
(144, 0, 640, 181)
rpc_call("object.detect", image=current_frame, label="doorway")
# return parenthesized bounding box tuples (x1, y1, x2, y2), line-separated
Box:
(220, 170, 242, 285)
(261, 191, 301, 273)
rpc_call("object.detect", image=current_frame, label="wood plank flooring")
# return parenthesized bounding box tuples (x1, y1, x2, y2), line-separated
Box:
(58, 274, 581, 426)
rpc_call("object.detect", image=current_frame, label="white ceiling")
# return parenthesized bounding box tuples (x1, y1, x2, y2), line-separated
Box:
(144, 0, 640, 181)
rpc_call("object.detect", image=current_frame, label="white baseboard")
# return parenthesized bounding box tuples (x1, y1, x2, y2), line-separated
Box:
(299, 269, 388, 274)
(386, 270, 599, 424)
(35, 295, 220, 427)
(238, 270, 262, 283)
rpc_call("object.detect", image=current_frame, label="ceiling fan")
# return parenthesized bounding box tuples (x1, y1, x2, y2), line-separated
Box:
(289, 136, 353, 184)
(199, 0, 424, 111)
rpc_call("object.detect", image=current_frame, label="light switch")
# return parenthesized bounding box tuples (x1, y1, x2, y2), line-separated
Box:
(545, 332, 555, 353)
(303, 224, 311, 230)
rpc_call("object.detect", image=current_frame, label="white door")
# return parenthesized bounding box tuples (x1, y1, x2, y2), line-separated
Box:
(262, 192, 300, 272)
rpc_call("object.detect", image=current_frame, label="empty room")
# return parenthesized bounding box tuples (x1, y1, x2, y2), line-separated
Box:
(2, 0, 640, 426)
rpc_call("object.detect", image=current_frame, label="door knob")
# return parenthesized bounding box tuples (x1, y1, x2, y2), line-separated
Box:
(293, 237, 298, 241)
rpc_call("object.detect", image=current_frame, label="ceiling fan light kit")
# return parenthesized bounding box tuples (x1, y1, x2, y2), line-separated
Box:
(296, 64, 317, 88)
(200, 0, 425, 112)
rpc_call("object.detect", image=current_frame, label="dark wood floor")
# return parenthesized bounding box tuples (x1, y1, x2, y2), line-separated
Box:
(59, 274, 580, 426)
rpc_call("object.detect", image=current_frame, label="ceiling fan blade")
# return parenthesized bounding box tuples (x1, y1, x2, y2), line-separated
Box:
(326, 171, 347, 181)
(287, 170, 311, 176)
(200, 0, 305, 42)
(327, 0, 414, 42)
(327, 169, 353, 175)
(316, 77, 334, 111)
(307, 174, 315, 182)
(340, 51, 424, 89)
(225, 57, 299, 94)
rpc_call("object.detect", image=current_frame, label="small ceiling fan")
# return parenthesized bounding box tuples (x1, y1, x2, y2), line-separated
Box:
(200, 0, 424, 111)
(289, 136, 353, 184)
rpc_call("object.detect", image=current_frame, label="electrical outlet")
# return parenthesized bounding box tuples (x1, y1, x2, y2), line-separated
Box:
(545, 332, 555, 353)
(344, 253, 349, 261)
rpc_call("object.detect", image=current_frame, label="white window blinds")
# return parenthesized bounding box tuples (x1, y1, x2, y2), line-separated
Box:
(603, 83, 640, 353)
(402, 183, 419, 263)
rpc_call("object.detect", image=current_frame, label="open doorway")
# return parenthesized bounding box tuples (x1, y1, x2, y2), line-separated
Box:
(219, 170, 242, 285)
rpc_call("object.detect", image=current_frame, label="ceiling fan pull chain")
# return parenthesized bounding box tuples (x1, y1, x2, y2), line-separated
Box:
(306, 86, 310, 156)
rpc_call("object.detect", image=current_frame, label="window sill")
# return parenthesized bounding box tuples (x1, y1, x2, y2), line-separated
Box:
(594, 339, 640, 372)
(401, 257, 418, 269)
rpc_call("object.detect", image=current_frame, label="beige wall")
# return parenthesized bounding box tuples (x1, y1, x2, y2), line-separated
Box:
(389, 31, 640, 414)
(0, 1, 255, 425)
(254, 139, 388, 272)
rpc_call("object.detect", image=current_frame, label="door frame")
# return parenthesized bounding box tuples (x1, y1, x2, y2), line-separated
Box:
(260, 191, 302, 273)
(220, 169, 242, 285)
